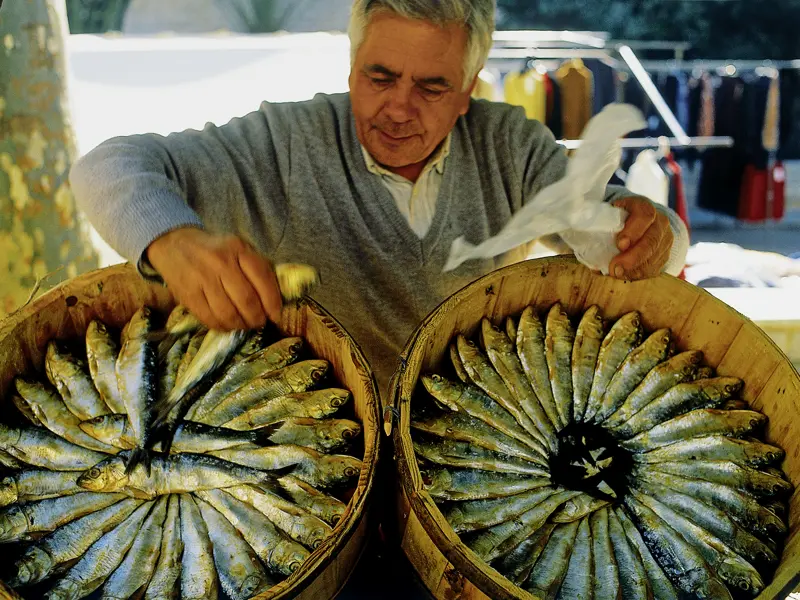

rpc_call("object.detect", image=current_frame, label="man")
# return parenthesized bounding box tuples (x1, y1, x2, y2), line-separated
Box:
(70, 0, 688, 395)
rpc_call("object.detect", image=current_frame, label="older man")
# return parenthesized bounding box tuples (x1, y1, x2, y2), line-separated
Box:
(70, 0, 687, 393)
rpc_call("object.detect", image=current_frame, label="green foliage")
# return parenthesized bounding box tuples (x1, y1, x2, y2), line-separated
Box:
(497, 0, 800, 60)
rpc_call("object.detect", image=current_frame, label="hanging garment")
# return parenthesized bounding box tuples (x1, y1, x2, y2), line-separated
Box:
(504, 69, 547, 122)
(762, 74, 781, 153)
(740, 73, 771, 170)
(660, 153, 690, 229)
(685, 75, 704, 170)
(472, 69, 499, 102)
(556, 58, 594, 140)
(778, 68, 800, 160)
(584, 59, 617, 115)
(544, 73, 564, 139)
(737, 165, 769, 222)
(626, 150, 670, 208)
(699, 73, 716, 138)
(771, 161, 786, 221)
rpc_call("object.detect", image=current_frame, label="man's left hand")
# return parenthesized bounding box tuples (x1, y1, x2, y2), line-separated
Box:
(609, 197, 674, 280)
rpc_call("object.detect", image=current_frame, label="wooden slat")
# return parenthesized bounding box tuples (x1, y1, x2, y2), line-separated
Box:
(401, 508, 451, 592)
(717, 322, 783, 403)
(676, 293, 745, 366)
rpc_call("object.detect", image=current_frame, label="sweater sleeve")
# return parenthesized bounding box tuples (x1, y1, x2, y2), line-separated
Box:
(507, 109, 689, 276)
(70, 103, 292, 277)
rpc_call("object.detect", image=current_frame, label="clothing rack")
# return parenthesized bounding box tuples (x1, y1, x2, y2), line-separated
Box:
(484, 33, 732, 149)
(636, 59, 800, 73)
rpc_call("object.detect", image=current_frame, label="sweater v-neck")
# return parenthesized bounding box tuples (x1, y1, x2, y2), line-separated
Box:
(349, 114, 457, 263)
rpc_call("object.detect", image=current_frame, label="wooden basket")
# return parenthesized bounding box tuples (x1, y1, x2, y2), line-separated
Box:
(0, 263, 382, 600)
(391, 256, 800, 600)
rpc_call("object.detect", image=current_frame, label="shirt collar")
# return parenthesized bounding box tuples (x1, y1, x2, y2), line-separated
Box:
(361, 132, 452, 180)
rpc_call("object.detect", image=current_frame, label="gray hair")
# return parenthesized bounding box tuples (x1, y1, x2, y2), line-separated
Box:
(348, 0, 496, 90)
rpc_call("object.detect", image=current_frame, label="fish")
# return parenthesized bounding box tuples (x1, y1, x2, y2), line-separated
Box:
(594, 328, 673, 424)
(199, 360, 330, 426)
(144, 495, 183, 600)
(13, 394, 43, 426)
(101, 496, 169, 600)
(277, 475, 348, 526)
(620, 409, 767, 453)
(233, 328, 272, 361)
(444, 487, 558, 533)
(631, 478, 779, 567)
(153, 329, 249, 427)
(631, 489, 765, 595)
(153, 306, 204, 362)
(186, 337, 304, 421)
(80, 414, 273, 454)
(42, 500, 155, 600)
(603, 350, 703, 430)
(505, 316, 518, 346)
(86, 320, 127, 414)
(550, 493, 611, 523)
(607, 507, 652, 600)
(622, 494, 733, 600)
(15, 378, 119, 453)
(524, 520, 581, 599)
(222, 388, 351, 431)
(646, 460, 793, 499)
(0, 450, 26, 470)
(614, 507, 680, 600)
(634, 469, 787, 539)
(261, 417, 362, 453)
(695, 366, 716, 380)
(195, 489, 310, 577)
(0, 470, 83, 507)
(610, 377, 744, 440)
(275, 262, 320, 302)
(8, 498, 143, 587)
(583, 311, 642, 423)
(632, 435, 785, 468)
(210, 445, 363, 488)
(159, 332, 191, 403)
(469, 490, 581, 562)
(572, 305, 605, 423)
(545, 303, 577, 430)
(115, 306, 159, 473)
(0, 423, 108, 471)
(554, 518, 593, 600)
(192, 496, 275, 599)
(420, 375, 543, 453)
(481, 318, 557, 449)
(516, 306, 561, 430)
(411, 411, 548, 465)
(457, 334, 545, 443)
(77, 452, 280, 499)
(226, 484, 332, 549)
(420, 466, 550, 502)
(413, 437, 550, 477)
(721, 399, 750, 411)
(45, 340, 111, 419)
(589, 507, 622, 600)
(493, 523, 556, 586)
(449, 342, 470, 383)
(179, 495, 220, 600)
(0, 491, 126, 542)
(176, 329, 207, 384)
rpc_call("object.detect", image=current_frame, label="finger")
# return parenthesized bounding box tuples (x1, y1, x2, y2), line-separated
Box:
(626, 240, 671, 280)
(613, 198, 657, 250)
(220, 268, 268, 330)
(178, 287, 222, 331)
(610, 223, 668, 280)
(205, 276, 248, 331)
(239, 251, 283, 324)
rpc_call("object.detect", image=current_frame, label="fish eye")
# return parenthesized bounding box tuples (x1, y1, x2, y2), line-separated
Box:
(88, 468, 101, 478)
(342, 429, 356, 439)
(331, 397, 346, 407)
(289, 560, 302, 573)
(344, 467, 358, 477)
(312, 370, 324, 381)
(311, 537, 324, 549)
(445, 427, 454, 435)
(331, 514, 342, 524)
(291, 343, 302, 353)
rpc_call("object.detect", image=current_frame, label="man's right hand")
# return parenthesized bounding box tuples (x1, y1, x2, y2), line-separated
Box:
(146, 227, 283, 331)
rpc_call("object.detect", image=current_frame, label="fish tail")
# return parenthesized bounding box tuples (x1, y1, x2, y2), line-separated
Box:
(125, 447, 152, 475)
(250, 424, 280, 447)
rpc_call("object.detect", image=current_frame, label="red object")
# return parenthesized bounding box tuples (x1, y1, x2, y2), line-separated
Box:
(662, 154, 689, 279)
(737, 165, 769, 222)
(770, 161, 786, 220)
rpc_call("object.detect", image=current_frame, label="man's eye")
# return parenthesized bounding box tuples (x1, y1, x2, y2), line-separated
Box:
(369, 77, 392, 88)
(419, 87, 446, 100)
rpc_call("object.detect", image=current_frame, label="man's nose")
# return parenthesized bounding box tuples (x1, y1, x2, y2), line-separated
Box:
(383, 84, 416, 122)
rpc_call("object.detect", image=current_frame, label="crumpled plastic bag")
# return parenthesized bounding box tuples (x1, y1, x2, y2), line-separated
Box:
(443, 104, 648, 274)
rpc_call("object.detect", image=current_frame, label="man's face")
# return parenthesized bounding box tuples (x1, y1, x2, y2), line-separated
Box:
(349, 12, 475, 172)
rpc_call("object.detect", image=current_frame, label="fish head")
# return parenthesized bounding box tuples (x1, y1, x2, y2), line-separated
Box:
(78, 456, 129, 492)
(10, 548, 51, 587)
(420, 375, 461, 411)
(79, 415, 127, 445)
(718, 563, 765, 596)
(0, 477, 18, 507)
(324, 389, 351, 410)
(165, 305, 191, 330)
(325, 455, 362, 485)
(46, 341, 82, 378)
(125, 307, 154, 340)
(268, 337, 304, 361)
(271, 541, 310, 576)
(0, 506, 28, 541)
(338, 420, 362, 442)
(44, 579, 80, 600)
(238, 574, 270, 599)
(11, 393, 41, 426)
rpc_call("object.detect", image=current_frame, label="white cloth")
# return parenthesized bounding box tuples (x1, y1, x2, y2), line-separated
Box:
(626, 149, 670, 208)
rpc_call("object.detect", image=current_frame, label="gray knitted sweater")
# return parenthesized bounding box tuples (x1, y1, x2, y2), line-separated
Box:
(70, 93, 684, 396)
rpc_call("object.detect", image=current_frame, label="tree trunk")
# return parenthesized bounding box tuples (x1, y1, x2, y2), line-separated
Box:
(0, 0, 99, 317)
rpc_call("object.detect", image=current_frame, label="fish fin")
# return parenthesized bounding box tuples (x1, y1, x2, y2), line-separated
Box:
(125, 447, 152, 476)
(250, 423, 281, 447)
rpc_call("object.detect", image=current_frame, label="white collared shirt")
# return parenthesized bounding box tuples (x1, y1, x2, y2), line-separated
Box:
(361, 133, 451, 239)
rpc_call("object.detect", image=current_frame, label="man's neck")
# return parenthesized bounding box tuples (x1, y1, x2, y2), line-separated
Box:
(386, 160, 427, 183)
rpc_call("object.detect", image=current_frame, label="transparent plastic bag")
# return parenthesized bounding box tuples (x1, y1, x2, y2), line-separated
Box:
(444, 104, 648, 275)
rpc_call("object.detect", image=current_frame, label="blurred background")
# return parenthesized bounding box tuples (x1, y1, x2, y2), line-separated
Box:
(2, 0, 800, 372)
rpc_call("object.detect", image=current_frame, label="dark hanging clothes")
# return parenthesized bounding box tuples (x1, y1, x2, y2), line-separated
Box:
(739, 73, 771, 170)
(778, 68, 800, 160)
(584, 59, 617, 115)
(546, 74, 564, 140)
